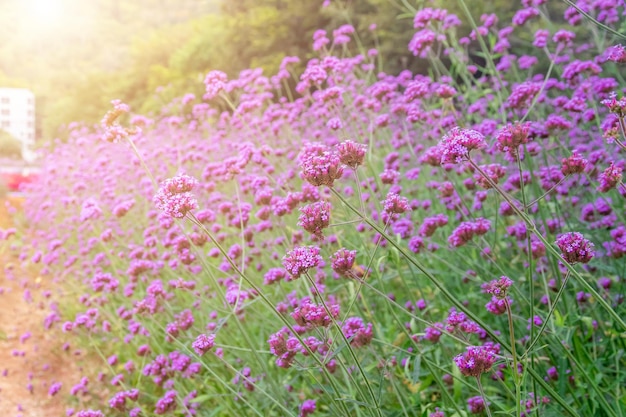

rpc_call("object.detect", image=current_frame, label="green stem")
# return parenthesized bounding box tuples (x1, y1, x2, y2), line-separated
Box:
(522, 271, 570, 359)
(476, 375, 494, 417)
(468, 159, 626, 330)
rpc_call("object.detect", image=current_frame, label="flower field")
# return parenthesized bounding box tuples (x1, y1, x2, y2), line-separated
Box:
(2, 0, 626, 416)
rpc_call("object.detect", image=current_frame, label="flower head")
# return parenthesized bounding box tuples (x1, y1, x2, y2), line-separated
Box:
(438, 127, 486, 164)
(300, 147, 344, 187)
(454, 345, 497, 377)
(336, 140, 367, 168)
(481, 276, 513, 298)
(298, 201, 331, 240)
(597, 162, 623, 192)
(561, 152, 588, 175)
(331, 248, 357, 277)
(153, 174, 199, 218)
(556, 232, 594, 264)
(282, 246, 323, 279)
(192, 334, 215, 356)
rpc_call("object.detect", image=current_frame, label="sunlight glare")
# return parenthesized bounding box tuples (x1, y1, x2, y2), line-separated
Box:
(26, 0, 66, 26)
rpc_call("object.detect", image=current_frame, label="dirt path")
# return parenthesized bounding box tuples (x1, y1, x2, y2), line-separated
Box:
(0, 197, 84, 416)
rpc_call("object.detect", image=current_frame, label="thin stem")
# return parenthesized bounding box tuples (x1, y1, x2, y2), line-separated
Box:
(526, 177, 567, 208)
(186, 213, 353, 416)
(329, 187, 517, 354)
(476, 376, 493, 417)
(468, 158, 626, 329)
(505, 297, 522, 417)
(303, 272, 383, 417)
(522, 271, 570, 359)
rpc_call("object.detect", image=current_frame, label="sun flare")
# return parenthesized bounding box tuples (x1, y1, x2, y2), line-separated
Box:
(25, 0, 66, 27)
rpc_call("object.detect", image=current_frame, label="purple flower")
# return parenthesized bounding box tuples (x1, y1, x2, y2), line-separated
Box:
(342, 317, 373, 347)
(48, 382, 62, 396)
(481, 276, 513, 298)
(556, 232, 595, 264)
(203, 70, 228, 100)
(331, 248, 357, 277)
(292, 300, 339, 329)
(448, 218, 491, 247)
(299, 145, 343, 187)
(300, 399, 317, 417)
(561, 152, 588, 175)
(155, 390, 178, 415)
(467, 396, 487, 414)
(606, 44, 626, 63)
(438, 127, 486, 164)
(597, 162, 623, 192)
(336, 140, 367, 168)
(454, 345, 497, 377)
(76, 410, 104, 417)
(282, 246, 323, 279)
(192, 334, 215, 356)
(153, 174, 199, 218)
(298, 201, 331, 240)
(382, 192, 411, 215)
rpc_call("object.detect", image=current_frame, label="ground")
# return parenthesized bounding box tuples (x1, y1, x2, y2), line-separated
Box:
(0, 196, 83, 416)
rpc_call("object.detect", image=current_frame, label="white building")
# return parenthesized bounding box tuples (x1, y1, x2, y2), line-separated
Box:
(0, 88, 36, 161)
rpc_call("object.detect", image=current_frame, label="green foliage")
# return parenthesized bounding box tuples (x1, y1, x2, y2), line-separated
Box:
(0, 129, 22, 159)
(2, 0, 625, 142)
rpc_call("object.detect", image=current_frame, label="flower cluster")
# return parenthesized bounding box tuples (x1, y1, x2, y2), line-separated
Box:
(337, 140, 367, 168)
(300, 146, 344, 187)
(438, 127, 487, 164)
(556, 232, 595, 264)
(291, 300, 339, 329)
(282, 246, 323, 279)
(454, 345, 498, 377)
(448, 218, 491, 247)
(298, 201, 331, 240)
(153, 174, 199, 218)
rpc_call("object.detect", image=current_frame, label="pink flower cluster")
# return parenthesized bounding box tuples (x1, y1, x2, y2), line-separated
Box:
(438, 127, 487, 164)
(282, 246, 323, 279)
(298, 201, 331, 240)
(448, 218, 491, 247)
(556, 232, 595, 264)
(291, 299, 339, 329)
(454, 345, 498, 377)
(153, 174, 199, 218)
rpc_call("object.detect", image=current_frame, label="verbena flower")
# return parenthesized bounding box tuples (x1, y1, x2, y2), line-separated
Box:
(300, 149, 344, 187)
(438, 127, 487, 164)
(561, 152, 588, 175)
(448, 218, 491, 247)
(342, 317, 373, 347)
(336, 140, 367, 168)
(282, 246, 323, 279)
(597, 162, 623, 192)
(203, 70, 228, 100)
(481, 276, 513, 298)
(153, 174, 199, 218)
(331, 248, 357, 277)
(300, 399, 317, 417)
(192, 334, 215, 356)
(454, 345, 497, 377)
(298, 201, 331, 240)
(556, 232, 595, 264)
(291, 300, 339, 329)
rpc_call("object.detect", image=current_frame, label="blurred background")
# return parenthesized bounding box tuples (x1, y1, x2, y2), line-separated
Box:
(0, 0, 609, 160)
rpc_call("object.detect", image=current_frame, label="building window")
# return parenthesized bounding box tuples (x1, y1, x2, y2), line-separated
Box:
(1, 121, 9, 128)
(1, 109, 8, 116)
(0, 97, 9, 104)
